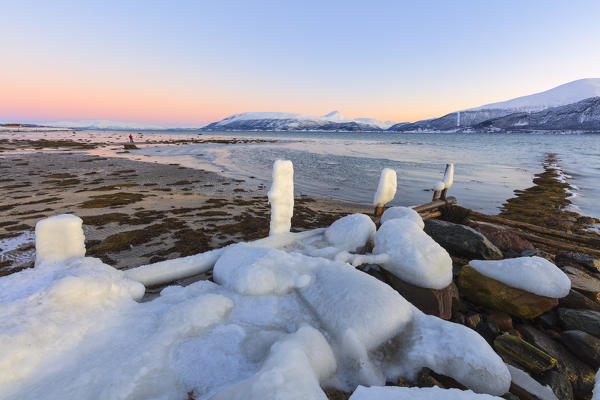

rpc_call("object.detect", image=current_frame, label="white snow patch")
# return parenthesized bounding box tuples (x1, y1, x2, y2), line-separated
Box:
(268, 160, 294, 235)
(507, 364, 558, 400)
(593, 368, 600, 400)
(35, 214, 85, 266)
(469, 256, 571, 298)
(350, 385, 503, 399)
(373, 168, 397, 207)
(324, 214, 376, 252)
(373, 219, 452, 289)
(443, 163, 454, 190)
(381, 207, 424, 229)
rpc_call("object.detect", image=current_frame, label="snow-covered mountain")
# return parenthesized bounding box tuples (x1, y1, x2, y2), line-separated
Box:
(40, 120, 170, 130)
(389, 78, 600, 132)
(203, 111, 395, 131)
(475, 96, 600, 131)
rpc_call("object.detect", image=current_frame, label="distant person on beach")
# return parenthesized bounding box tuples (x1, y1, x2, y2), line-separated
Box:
(129, 134, 134, 143)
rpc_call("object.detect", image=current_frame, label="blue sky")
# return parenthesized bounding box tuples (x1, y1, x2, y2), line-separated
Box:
(2, 0, 599, 125)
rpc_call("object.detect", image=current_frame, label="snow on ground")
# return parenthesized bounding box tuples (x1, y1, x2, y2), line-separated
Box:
(349, 385, 503, 399)
(380, 206, 424, 229)
(373, 218, 452, 289)
(469, 257, 571, 298)
(0, 231, 35, 266)
(0, 209, 512, 399)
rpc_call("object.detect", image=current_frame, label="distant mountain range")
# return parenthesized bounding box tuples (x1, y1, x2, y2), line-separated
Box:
(204, 78, 600, 133)
(202, 110, 396, 131)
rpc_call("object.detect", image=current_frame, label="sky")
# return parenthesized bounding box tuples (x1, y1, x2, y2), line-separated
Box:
(1, 0, 600, 127)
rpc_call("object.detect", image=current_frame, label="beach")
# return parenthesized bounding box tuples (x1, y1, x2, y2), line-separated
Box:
(0, 132, 370, 276)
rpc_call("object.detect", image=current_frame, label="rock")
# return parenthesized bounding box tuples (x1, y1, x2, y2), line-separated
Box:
(501, 394, 521, 400)
(559, 289, 600, 312)
(382, 270, 457, 320)
(466, 313, 482, 329)
(555, 251, 600, 274)
(562, 266, 600, 303)
(493, 334, 557, 374)
(558, 308, 600, 337)
(475, 321, 499, 344)
(539, 371, 573, 400)
(488, 311, 513, 331)
(424, 219, 503, 260)
(518, 324, 594, 397)
(123, 143, 139, 150)
(473, 222, 534, 254)
(458, 265, 559, 319)
(560, 330, 600, 369)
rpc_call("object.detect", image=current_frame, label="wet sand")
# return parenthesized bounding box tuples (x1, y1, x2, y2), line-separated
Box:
(0, 137, 370, 275)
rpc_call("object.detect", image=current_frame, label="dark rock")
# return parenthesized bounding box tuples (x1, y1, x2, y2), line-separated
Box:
(501, 393, 521, 400)
(555, 251, 600, 274)
(493, 334, 557, 374)
(539, 370, 573, 400)
(560, 330, 600, 369)
(466, 313, 482, 329)
(475, 321, 499, 344)
(558, 308, 600, 337)
(520, 248, 554, 262)
(424, 219, 503, 260)
(383, 270, 457, 320)
(562, 266, 600, 303)
(458, 265, 559, 319)
(538, 311, 560, 329)
(415, 368, 446, 388)
(473, 222, 534, 254)
(488, 311, 513, 331)
(559, 289, 600, 312)
(518, 324, 595, 397)
(123, 143, 139, 150)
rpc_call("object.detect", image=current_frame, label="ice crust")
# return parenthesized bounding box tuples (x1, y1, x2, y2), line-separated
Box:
(373, 218, 453, 289)
(593, 368, 600, 400)
(380, 206, 424, 229)
(373, 168, 397, 207)
(0, 214, 512, 399)
(350, 385, 503, 399)
(506, 364, 558, 400)
(268, 159, 294, 235)
(324, 213, 376, 252)
(469, 257, 571, 298)
(443, 163, 454, 189)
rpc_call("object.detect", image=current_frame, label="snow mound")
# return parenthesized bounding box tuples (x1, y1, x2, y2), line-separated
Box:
(350, 385, 503, 399)
(268, 160, 294, 235)
(324, 214, 376, 252)
(210, 326, 336, 400)
(380, 207, 424, 229)
(373, 168, 397, 207)
(214, 244, 313, 295)
(373, 218, 452, 289)
(35, 214, 85, 266)
(469, 256, 571, 298)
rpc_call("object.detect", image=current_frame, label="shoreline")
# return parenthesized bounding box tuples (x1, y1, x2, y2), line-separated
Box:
(1, 134, 598, 276)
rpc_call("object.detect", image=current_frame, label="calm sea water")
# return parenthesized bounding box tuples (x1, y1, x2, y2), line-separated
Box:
(136, 131, 600, 218)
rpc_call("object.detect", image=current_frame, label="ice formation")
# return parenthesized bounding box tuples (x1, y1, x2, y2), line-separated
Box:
(433, 181, 445, 192)
(593, 368, 600, 400)
(506, 364, 558, 400)
(349, 385, 503, 399)
(373, 218, 453, 289)
(0, 212, 514, 398)
(373, 168, 397, 207)
(324, 213, 376, 252)
(380, 206, 424, 229)
(442, 163, 454, 190)
(469, 256, 571, 298)
(35, 214, 86, 266)
(268, 159, 294, 235)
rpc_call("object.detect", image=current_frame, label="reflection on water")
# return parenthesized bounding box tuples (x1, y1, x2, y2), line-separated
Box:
(109, 130, 600, 217)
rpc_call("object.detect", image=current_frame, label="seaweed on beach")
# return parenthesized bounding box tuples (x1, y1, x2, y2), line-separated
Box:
(79, 192, 145, 208)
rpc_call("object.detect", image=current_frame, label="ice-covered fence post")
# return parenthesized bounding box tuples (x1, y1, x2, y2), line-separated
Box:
(373, 168, 397, 217)
(268, 159, 294, 235)
(35, 214, 86, 266)
(440, 163, 454, 200)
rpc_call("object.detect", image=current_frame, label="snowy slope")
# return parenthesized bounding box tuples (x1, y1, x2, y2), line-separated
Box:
(204, 111, 395, 131)
(471, 78, 600, 112)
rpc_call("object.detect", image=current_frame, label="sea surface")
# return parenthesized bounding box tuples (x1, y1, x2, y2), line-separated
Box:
(125, 130, 600, 218)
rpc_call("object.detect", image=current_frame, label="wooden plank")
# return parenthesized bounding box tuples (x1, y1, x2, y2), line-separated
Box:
(411, 196, 457, 213)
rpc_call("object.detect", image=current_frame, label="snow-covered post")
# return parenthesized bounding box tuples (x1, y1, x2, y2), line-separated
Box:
(440, 163, 454, 200)
(268, 160, 294, 235)
(373, 168, 397, 217)
(35, 214, 86, 266)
